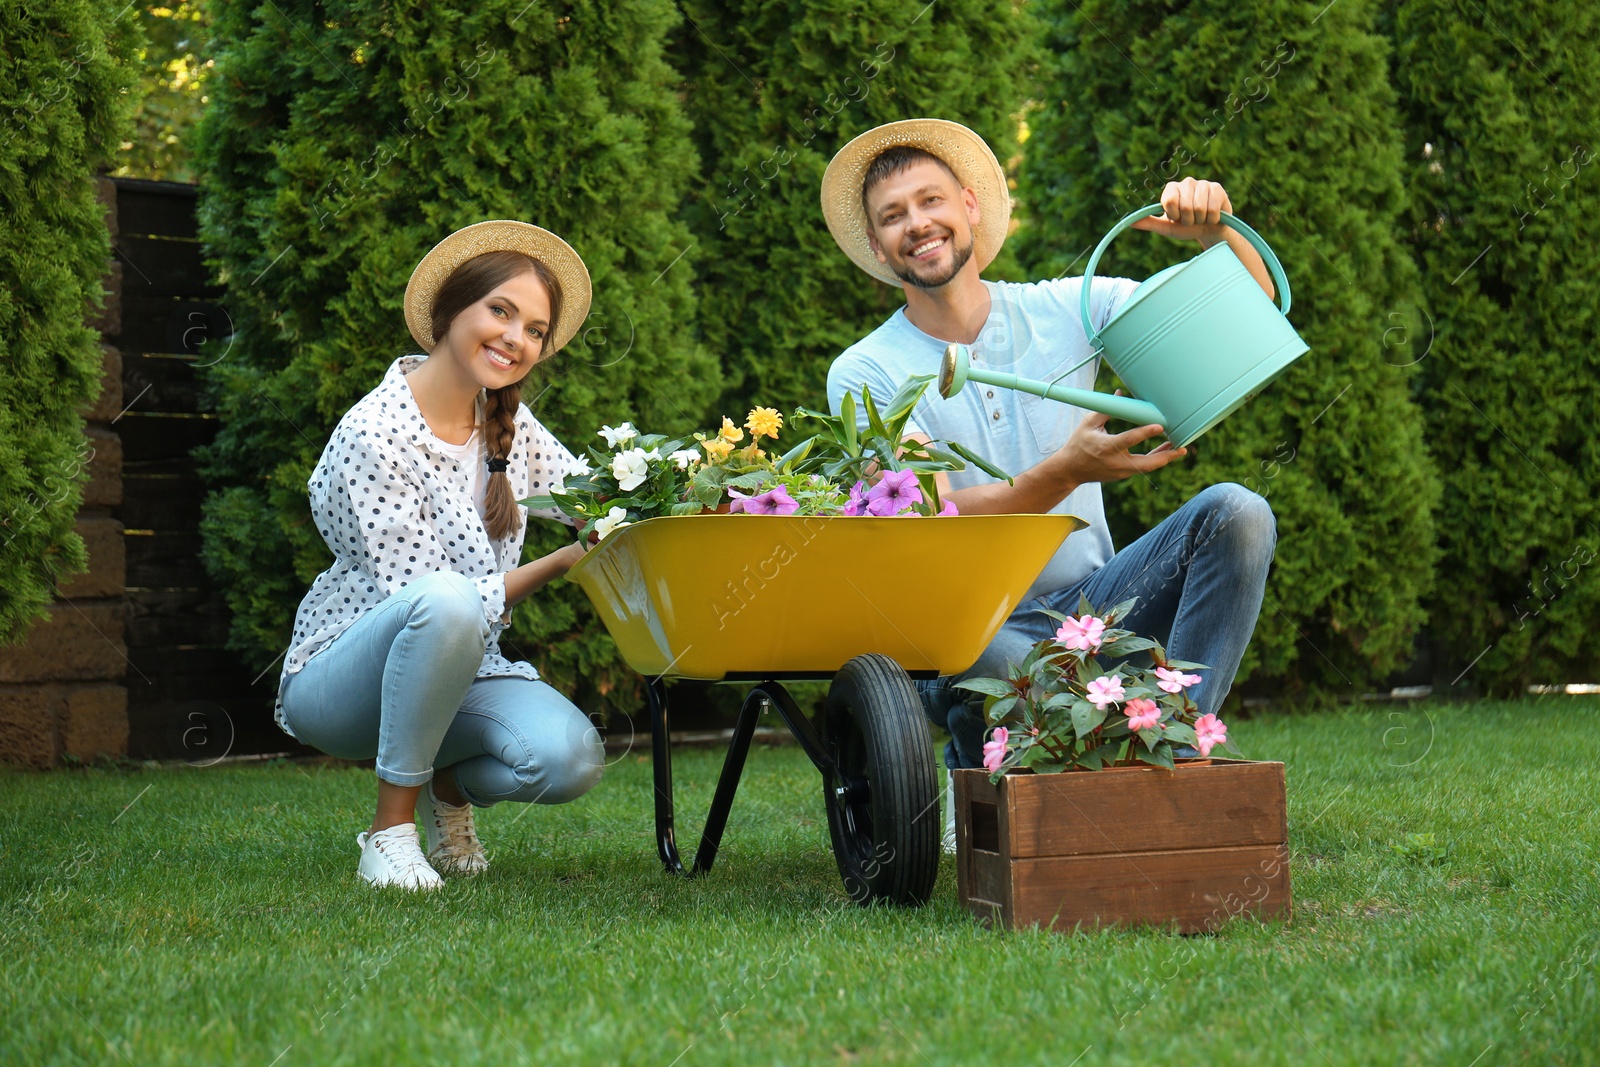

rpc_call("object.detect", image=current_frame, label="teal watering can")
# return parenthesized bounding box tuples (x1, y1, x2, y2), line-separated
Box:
(939, 204, 1309, 448)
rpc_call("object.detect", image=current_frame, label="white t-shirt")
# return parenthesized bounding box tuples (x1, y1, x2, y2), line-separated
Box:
(426, 426, 487, 518)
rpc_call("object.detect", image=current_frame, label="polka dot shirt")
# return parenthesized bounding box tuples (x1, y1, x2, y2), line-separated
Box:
(274, 354, 578, 738)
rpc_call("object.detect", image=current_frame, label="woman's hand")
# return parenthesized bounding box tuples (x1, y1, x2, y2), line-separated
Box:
(504, 541, 589, 608)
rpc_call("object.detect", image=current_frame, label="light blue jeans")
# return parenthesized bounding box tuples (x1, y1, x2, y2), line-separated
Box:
(280, 571, 604, 807)
(921, 483, 1277, 769)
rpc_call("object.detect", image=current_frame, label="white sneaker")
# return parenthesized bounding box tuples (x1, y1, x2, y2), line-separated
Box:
(356, 822, 443, 890)
(942, 773, 957, 854)
(421, 780, 489, 876)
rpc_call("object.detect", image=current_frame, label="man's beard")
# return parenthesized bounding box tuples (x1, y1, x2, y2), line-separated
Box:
(893, 233, 975, 290)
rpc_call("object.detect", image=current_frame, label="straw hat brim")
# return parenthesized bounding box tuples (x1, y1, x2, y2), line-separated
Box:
(821, 119, 1011, 287)
(403, 220, 593, 355)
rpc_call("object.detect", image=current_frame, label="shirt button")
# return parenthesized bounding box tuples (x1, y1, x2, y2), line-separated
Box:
(986, 390, 995, 398)
(992, 411, 1001, 421)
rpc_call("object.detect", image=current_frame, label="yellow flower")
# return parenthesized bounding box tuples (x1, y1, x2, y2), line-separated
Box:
(718, 416, 744, 444)
(745, 407, 783, 439)
(703, 438, 735, 461)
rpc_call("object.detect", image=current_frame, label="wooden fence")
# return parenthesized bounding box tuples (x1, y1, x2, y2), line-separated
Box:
(113, 177, 313, 762)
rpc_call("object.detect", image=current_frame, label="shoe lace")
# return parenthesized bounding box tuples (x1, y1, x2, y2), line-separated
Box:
(430, 800, 483, 859)
(372, 827, 435, 880)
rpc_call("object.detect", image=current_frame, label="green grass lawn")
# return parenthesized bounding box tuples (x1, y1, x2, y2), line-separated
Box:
(3, 699, 1598, 1066)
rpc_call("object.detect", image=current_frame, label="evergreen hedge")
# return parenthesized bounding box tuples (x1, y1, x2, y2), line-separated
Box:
(1016, 0, 1440, 691)
(0, 2, 141, 644)
(193, 1, 717, 714)
(1387, 0, 1600, 693)
(675, 0, 1041, 420)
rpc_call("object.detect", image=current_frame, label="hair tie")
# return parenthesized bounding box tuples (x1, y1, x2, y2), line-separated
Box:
(487, 457, 509, 473)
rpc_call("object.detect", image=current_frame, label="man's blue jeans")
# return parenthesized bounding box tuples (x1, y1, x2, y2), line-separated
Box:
(920, 482, 1277, 770)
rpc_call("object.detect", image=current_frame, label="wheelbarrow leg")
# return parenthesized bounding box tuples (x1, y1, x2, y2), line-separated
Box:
(647, 678, 686, 875)
(648, 678, 765, 877)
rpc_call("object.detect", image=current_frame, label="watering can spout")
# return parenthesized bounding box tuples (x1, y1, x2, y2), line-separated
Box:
(938, 343, 1167, 429)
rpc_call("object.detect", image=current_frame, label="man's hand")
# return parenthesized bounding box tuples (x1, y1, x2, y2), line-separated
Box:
(1128, 177, 1274, 300)
(1130, 177, 1231, 243)
(1058, 396, 1188, 484)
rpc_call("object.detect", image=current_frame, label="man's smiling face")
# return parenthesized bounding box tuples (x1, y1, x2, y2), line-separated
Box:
(863, 157, 981, 290)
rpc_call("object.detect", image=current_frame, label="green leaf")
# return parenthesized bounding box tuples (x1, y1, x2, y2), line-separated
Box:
(882, 374, 934, 436)
(1137, 726, 1162, 751)
(1100, 636, 1160, 657)
(775, 435, 818, 473)
(669, 500, 706, 516)
(1070, 699, 1106, 740)
(1163, 722, 1197, 745)
(955, 677, 1015, 698)
(945, 441, 1012, 483)
(987, 695, 1021, 725)
(839, 392, 858, 454)
(1104, 596, 1140, 623)
(1135, 745, 1176, 770)
(861, 384, 890, 440)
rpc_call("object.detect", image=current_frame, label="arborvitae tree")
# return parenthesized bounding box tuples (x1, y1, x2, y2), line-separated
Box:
(675, 0, 1041, 419)
(0, 3, 141, 642)
(193, 1, 717, 715)
(1016, 0, 1440, 692)
(1386, 1, 1600, 693)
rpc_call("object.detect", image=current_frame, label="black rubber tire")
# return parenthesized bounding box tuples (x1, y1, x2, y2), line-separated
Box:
(821, 654, 939, 906)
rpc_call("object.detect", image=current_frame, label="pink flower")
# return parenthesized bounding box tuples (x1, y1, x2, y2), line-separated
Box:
(1055, 614, 1107, 652)
(727, 489, 750, 514)
(1085, 675, 1125, 710)
(1124, 698, 1161, 732)
(1194, 713, 1228, 757)
(939, 499, 959, 516)
(1155, 666, 1203, 694)
(843, 480, 868, 517)
(982, 727, 1010, 773)
(746, 486, 799, 516)
(866, 468, 923, 516)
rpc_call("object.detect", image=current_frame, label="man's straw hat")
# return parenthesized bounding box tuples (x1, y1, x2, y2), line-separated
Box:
(404, 220, 592, 354)
(820, 119, 1011, 286)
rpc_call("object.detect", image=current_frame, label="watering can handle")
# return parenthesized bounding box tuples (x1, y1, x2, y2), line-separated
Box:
(1079, 204, 1294, 347)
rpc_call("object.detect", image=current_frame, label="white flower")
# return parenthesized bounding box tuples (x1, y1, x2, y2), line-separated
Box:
(668, 449, 701, 471)
(610, 447, 650, 491)
(564, 456, 593, 482)
(598, 422, 638, 448)
(642, 448, 663, 461)
(594, 506, 631, 541)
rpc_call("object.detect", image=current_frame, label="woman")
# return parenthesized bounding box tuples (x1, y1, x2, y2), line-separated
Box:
(275, 220, 603, 890)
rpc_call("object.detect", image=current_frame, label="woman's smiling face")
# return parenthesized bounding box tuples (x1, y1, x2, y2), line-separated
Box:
(438, 269, 553, 387)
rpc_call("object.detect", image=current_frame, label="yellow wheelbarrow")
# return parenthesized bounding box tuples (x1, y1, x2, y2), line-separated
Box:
(567, 511, 1084, 905)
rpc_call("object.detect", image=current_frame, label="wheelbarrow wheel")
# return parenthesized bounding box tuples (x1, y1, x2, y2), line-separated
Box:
(821, 654, 939, 906)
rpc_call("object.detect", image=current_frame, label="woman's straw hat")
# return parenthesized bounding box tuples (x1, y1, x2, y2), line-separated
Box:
(820, 119, 1011, 286)
(404, 220, 593, 354)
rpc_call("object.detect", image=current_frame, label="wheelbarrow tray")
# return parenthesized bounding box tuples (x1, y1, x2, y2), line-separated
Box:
(565, 512, 1086, 680)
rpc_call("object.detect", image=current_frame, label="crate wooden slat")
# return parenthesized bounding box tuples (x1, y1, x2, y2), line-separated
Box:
(956, 760, 1291, 935)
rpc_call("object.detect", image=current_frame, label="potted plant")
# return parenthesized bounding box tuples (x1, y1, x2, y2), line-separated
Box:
(521, 375, 1011, 538)
(952, 597, 1290, 934)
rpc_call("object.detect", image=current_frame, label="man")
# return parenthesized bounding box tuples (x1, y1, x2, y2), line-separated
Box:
(821, 119, 1278, 847)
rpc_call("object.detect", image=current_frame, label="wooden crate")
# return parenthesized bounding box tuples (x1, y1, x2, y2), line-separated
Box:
(954, 760, 1290, 934)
